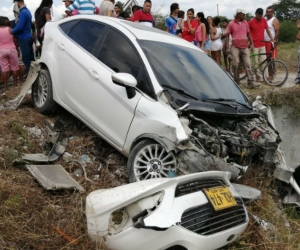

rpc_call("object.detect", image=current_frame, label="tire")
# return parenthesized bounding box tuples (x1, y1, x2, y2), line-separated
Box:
(32, 69, 57, 113)
(229, 62, 247, 81)
(262, 60, 288, 87)
(127, 139, 177, 183)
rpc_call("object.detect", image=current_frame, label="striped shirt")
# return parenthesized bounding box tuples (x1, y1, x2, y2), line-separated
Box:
(66, 0, 95, 15)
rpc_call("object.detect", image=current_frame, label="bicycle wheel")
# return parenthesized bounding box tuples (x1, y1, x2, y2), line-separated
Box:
(229, 62, 247, 81)
(262, 60, 288, 87)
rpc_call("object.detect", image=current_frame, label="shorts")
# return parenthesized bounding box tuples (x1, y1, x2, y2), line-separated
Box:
(265, 42, 278, 59)
(0, 48, 19, 72)
(204, 40, 211, 51)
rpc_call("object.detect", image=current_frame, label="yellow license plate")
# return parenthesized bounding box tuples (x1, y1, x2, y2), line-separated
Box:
(204, 186, 237, 211)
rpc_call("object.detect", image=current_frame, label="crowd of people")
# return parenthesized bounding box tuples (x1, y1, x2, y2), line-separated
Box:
(0, 0, 289, 91)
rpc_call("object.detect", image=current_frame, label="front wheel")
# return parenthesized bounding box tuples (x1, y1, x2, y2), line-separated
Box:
(262, 60, 288, 87)
(32, 69, 57, 113)
(127, 139, 177, 183)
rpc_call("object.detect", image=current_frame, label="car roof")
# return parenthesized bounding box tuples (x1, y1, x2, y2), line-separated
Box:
(57, 15, 202, 51)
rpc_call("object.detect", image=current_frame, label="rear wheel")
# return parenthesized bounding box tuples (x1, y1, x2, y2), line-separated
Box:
(229, 62, 247, 81)
(127, 139, 177, 183)
(262, 60, 288, 87)
(32, 69, 57, 113)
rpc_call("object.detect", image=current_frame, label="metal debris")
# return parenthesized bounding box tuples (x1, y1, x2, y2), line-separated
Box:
(27, 164, 85, 192)
(22, 120, 68, 162)
(0, 62, 40, 111)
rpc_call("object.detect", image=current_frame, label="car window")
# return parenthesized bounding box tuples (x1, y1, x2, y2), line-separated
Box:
(98, 29, 141, 77)
(98, 29, 156, 99)
(137, 68, 156, 99)
(68, 20, 106, 55)
(59, 20, 78, 34)
(138, 40, 250, 105)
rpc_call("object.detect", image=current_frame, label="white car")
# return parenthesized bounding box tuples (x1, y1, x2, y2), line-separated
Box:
(33, 16, 280, 182)
(86, 171, 249, 250)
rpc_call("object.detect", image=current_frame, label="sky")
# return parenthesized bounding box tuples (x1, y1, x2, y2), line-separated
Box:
(0, 0, 277, 21)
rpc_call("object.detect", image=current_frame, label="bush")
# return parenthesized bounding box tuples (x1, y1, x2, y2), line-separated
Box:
(279, 20, 298, 43)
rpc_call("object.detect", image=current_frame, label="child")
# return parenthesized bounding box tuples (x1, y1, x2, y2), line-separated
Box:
(176, 11, 185, 36)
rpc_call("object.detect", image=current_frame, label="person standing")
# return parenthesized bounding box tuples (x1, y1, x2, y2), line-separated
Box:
(11, 0, 34, 77)
(114, 4, 121, 17)
(65, 0, 95, 16)
(226, 8, 260, 88)
(221, 19, 230, 70)
(195, 12, 210, 53)
(129, 5, 140, 21)
(34, 0, 53, 47)
(134, 0, 154, 27)
(63, 0, 79, 16)
(248, 8, 275, 81)
(264, 6, 280, 59)
(182, 8, 198, 43)
(0, 16, 19, 90)
(165, 3, 179, 35)
(210, 17, 223, 65)
(99, 0, 114, 16)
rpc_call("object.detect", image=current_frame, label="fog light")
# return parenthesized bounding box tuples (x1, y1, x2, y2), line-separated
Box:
(227, 234, 235, 241)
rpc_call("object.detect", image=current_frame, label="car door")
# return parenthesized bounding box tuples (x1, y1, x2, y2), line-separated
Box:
(53, 20, 142, 149)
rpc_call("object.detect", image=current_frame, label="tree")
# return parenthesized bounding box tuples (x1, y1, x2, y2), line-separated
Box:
(271, 0, 300, 21)
(279, 20, 298, 42)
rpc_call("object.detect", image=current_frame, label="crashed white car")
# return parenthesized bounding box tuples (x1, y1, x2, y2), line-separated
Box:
(86, 172, 249, 250)
(31, 15, 281, 183)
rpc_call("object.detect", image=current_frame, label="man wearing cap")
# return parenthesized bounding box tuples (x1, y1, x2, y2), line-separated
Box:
(226, 8, 260, 88)
(65, 0, 95, 16)
(11, 0, 35, 76)
(248, 8, 275, 81)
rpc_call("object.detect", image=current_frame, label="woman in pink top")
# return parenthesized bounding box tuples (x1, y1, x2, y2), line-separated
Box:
(195, 12, 210, 53)
(0, 16, 19, 90)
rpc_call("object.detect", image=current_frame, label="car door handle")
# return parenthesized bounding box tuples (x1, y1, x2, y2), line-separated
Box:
(88, 69, 99, 80)
(57, 42, 65, 50)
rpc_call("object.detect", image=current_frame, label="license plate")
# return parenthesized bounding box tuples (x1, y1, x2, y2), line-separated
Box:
(204, 186, 237, 211)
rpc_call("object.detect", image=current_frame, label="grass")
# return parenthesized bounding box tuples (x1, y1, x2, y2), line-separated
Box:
(277, 43, 298, 72)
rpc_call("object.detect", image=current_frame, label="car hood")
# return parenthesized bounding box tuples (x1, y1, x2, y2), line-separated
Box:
(165, 90, 258, 117)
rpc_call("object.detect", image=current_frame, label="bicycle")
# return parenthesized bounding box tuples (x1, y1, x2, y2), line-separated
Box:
(229, 41, 289, 87)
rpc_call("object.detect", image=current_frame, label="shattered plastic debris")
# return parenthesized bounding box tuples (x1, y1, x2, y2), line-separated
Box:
(26, 126, 43, 139)
(79, 154, 92, 164)
(0, 61, 40, 111)
(249, 213, 275, 231)
(73, 168, 83, 177)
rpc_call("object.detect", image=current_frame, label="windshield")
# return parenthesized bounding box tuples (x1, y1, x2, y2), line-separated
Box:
(139, 40, 249, 105)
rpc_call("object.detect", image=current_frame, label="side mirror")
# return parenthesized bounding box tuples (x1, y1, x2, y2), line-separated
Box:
(112, 73, 137, 99)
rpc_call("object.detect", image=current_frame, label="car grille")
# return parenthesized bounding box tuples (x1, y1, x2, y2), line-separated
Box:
(175, 178, 227, 197)
(180, 198, 246, 235)
(215, 107, 251, 114)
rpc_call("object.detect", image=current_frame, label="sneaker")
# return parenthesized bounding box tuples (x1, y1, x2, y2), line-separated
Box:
(247, 82, 261, 89)
(295, 77, 300, 84)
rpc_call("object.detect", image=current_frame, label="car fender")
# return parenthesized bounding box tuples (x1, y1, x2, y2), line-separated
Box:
(123, 97, 189, 156)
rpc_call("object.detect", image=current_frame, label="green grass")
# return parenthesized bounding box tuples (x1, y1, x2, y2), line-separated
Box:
(277, 43, 299, 72)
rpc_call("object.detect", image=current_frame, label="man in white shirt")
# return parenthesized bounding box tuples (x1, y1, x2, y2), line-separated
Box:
(264, 6, 280, 59)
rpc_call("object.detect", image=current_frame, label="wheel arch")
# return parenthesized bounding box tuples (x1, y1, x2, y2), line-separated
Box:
(129, 134, 176, 154)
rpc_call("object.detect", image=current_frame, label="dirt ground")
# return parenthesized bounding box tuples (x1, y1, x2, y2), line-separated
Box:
(0, 84, 300, 250)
